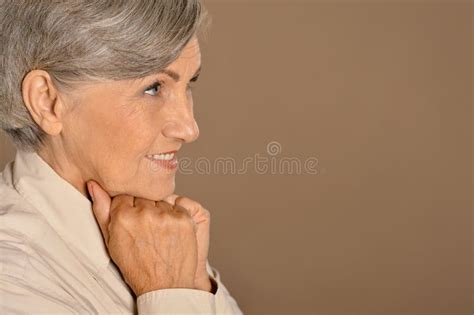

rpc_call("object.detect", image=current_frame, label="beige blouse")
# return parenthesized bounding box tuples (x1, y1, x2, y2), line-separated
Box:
(0, 150, 243, 314)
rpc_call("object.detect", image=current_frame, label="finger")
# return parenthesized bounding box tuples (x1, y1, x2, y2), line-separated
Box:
(162, 194, 180, 206)
(172, 203, 192, 216)
(155, 200, 175, 212)
(174, 197, 201, 217)
(155, 200, 189, 220)
(134, 197, 155, 209)
(110, 195, 134, 214)
(87, 180, 112, 243)
(171, 204, 197, 231)
(175, 197, 210, 225)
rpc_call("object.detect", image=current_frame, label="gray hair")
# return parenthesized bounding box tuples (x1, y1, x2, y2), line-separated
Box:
(0, 0, 207, 150)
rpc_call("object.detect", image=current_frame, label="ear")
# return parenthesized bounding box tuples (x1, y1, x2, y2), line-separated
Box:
(21, 70, 65, 136)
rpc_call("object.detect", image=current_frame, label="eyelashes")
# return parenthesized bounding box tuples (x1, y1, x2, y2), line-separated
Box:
(190, 74, 200, 83)
(187, 75, 199, 91)
(143, 75, 199, 97)
(144, 81, 162, 96)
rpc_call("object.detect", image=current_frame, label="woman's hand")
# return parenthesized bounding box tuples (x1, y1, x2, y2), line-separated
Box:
(162, 194, 212, 292)
(87, 181, 211, 296)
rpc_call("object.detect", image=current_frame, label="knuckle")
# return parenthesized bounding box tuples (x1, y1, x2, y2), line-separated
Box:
(155, 200, 173, 211)
(165, 212, 194, 230)
(141, 208, 156, 221)
(112, 204, 130, 216)
(112, 208, 134, 227)
(180, 197, 202, 209)
(178, 216, 196, 231)
(156, 208, 172, 219)
(134, 203, 146, 213)
(173, 206, 189, 218)
(114, 213, 129, 226)
(194, 201, 203, 209)
(155, 210, 175, 227)
(202, 208, 210, 218)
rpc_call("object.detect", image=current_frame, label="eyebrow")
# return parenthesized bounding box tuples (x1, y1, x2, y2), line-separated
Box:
(160, 66, 201, 82)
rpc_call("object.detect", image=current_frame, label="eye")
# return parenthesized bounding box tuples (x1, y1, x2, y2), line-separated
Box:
(144, 81, 162, 96)
(187, 74, 200, 91)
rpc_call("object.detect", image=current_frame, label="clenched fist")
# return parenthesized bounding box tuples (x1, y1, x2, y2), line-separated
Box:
(87, 181, 212, 297)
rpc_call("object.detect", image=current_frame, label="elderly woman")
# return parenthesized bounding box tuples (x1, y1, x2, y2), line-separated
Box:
(0, 1, 242, 314)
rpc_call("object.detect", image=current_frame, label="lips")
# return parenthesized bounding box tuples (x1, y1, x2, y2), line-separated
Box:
(158, 150, 178, 155)
(146, 150, 178, 161)
(146, 156, 178, 170)
(145, 150, 179, 170)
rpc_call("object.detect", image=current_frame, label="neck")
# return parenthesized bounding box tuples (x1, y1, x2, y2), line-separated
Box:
(36, 143, 89, 198)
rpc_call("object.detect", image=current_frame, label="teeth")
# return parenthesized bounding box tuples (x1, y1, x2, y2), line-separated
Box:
(149, 153, 175, 161)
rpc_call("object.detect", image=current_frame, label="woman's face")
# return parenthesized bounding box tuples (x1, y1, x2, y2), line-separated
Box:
(58, 38, 201, 200)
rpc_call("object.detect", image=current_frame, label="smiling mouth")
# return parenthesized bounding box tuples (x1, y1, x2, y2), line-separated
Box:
(146, 152, 176, 161)
(146, 149, 178, 161)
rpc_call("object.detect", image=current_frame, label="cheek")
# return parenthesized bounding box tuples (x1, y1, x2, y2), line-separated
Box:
(94, 108, 162, 174)
(67, 93, 169, 187)
(100, 116, 157, 162)
(96, 117, 172, 197)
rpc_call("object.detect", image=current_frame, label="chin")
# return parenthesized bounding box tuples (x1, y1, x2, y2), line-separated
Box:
(146, 179, 176, 201)
(109, 175, 175, 201)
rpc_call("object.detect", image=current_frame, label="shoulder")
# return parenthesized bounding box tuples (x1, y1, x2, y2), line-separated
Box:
(0, 180, 65, 294)
(0, 170, 54, 275)
(0, 173, 50, 241)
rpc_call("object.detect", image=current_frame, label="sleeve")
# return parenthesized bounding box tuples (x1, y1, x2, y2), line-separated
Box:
(136, 261, 243, 315)
(207, 261, 243, 315)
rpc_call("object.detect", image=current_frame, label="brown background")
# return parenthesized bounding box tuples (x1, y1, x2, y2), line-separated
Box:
(0, 1, 472, 314)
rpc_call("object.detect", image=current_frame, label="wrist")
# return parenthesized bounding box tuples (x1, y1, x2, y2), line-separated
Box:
(194, 276, 217, 294)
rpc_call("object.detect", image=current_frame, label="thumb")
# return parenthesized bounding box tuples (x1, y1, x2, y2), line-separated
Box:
(87, 180, 112, 244)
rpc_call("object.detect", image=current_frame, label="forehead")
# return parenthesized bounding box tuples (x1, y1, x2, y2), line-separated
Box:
(172, 37, 201, 67)
(67, 38, 202, 98)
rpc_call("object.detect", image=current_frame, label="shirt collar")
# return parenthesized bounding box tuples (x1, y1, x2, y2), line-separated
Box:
(11, 150, 110, 273)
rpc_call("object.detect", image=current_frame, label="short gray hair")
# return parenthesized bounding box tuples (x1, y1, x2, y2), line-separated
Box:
(0, 0, 207, 150)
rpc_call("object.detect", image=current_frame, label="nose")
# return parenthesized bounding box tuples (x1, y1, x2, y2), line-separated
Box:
(161, 97, 200, 144)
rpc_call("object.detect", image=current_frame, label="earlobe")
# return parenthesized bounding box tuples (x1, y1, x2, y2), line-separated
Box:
(21, 70, 64, 136)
